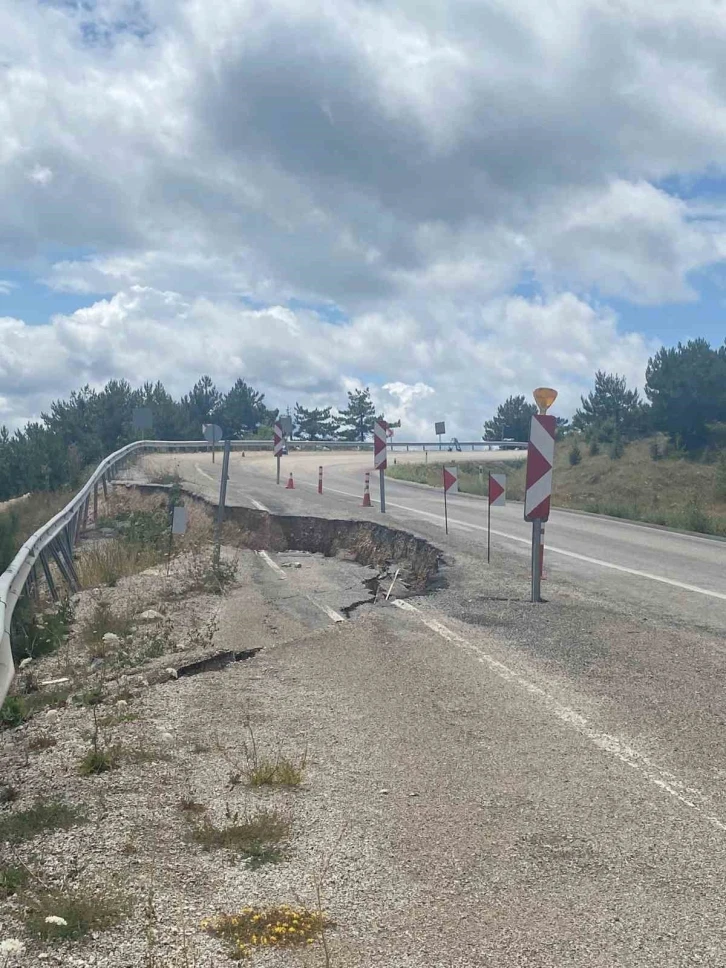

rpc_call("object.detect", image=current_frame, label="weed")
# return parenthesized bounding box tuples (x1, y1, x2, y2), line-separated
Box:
(80, 598, 134, 659)
(190, 805, 290, 866)
(79, 708, 121, 775)
(76, 539, 163, 589)
(11, 598, 74, 665)
(248, 755, 306, 788)
(0, 696, 26, 728)
(179, 797, 207, 815)
(181, 552, 238, 596)
(79, 746, 121, 775)
(24, 886, 129, 940)
(76, 682, 106, 707)
(1, 687, 72, 730)
(137, 616, 176, 660)
(0, 801, 86, 843)
(202, 904, 329, 959)
(124, 746, 174, 765)
(185, 613, 219, 653)
(0, 864, 29, 898)
(28, 734, 57, 752)
(98, 711, 139, 728)
(149, 468, 183, 486)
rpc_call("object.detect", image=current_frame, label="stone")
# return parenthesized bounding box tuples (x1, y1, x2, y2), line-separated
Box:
(19, 657, 32, 669)
(137, 609, 164, 622)
(45, 709, 59, 721)
(102, 632, 120, 646)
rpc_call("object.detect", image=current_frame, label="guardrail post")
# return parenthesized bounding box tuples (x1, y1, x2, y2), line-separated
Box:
(49, 541, 77, 593)
(93, 484, 98, 522)
(39, 551, 58, 602)
(102, 474, 108, 500)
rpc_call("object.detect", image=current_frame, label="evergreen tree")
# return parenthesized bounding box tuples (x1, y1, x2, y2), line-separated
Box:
(483, 395, 536, 442)
(573, 371, 646, 442)
(338, 387, 377, 441)
(293, 403, 339, 440)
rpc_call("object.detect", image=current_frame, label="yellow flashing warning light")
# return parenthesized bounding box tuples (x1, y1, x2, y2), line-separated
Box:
(533, 387, 558, 414)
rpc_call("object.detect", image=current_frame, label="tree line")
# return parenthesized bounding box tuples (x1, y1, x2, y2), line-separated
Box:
(484, 338, 726, 459)
(0, 380, 381, 502)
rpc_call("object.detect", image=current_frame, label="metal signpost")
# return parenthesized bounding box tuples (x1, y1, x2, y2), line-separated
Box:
(132, 407, 153, 441)
(202, 423, 223, 463)
(373, 420, 388, 513)
(487, 473, 506, 563)
(167, 505, 188, 575)
(524, 388, 558, 602)
(442, 464, 458, 535)
(214, 438, 232, 565)
(273, 421, 284, 484)
(435, 421, 446, 451)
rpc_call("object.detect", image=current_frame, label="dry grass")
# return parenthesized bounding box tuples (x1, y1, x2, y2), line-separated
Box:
(0, 800, 87, 843)
(189, 805, 290, 866)
(387, 436, 726, 536)
(76, 539, 163, 589)
(24, 885, 129, 940)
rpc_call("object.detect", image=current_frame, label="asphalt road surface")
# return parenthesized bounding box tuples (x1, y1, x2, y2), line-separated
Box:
(134, 448, 726, 966)
(163, 448, 726, 634)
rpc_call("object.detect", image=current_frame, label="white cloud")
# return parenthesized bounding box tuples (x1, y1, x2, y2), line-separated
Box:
(0, 281, 16, 296)
(0, 0, 724, 430)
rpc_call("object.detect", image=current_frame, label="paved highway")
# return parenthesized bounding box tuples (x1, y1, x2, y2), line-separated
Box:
(168, 448, 726, 634)
(136, 447, 726, 965)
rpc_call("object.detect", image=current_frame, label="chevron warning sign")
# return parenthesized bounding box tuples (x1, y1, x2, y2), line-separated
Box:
(443, 465, 458, 493)
(524, 414, 556, 521)
(488, 473, 506, 507)
(273, 421, 284, 458)
(374, 420, 388, 471)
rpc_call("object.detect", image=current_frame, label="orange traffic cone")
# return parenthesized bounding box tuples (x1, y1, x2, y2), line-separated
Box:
(286, 472, 295, 489)
(362, 471, 372, 507)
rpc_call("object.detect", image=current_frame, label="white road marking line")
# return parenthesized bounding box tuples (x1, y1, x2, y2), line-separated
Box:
(393, 599, 726, 832)
(257, 550, 286, 579)
(306, 596, 346, 623)
(194, 464, 215, 482)
(251, 499, 270, 512)
(301, 483, 726, 602)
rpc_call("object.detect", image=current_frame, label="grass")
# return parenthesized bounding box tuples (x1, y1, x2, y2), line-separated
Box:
(24, 885, 129, 940)
(11, 597, 74, 665)
(0, 489, 76, 573)
(387, 458, 525, 500)
(202, 904, 329, 959)
(190, 806, 290, 867)
(248, 755, 307, 788)
(1, 686, 73, 730)
(79, 745, 121, 775)
(76, 539, 164, 589)
(178, 551, 238, 596)
(0, 864, 29, 898)
(0, 800, 86, 843)
(387, 436, 726, 537)
(28, 733, 57, 752)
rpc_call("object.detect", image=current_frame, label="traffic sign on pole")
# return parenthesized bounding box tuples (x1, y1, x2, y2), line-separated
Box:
(487, 472, 506, 563)
(273, 421, 284, 485)
(374, 420, 388, 513)
(524, 414, 556, 522)
(442, 464, 457, 535)
(525, 387, 558, 602)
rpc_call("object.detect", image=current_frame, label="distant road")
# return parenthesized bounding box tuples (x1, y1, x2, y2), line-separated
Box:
(146, 449, 726, 633)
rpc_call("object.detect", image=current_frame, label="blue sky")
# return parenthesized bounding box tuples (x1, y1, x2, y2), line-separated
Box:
(3, 0, 726, 437)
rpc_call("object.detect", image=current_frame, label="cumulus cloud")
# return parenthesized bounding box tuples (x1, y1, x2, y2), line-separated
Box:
(0, 0, 725, 430)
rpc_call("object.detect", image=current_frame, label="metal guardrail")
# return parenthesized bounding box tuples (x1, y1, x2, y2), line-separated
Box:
(0, 435, 527, 705)
(0, 439, 213, 706)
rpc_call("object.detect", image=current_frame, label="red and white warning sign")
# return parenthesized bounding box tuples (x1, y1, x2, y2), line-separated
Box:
(489, 473, 506, 507)
(524, 414, 556, 521)
(373, 420, 388, 470)
(273, 421, 284, 458)
(443, 465, 458, 493)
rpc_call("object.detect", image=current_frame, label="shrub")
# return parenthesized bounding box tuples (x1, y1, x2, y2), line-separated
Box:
(202, 905, 329, 960)
(588, 439, 600, 457)
(0, 864, 29, 898)
(568, 443, 582, 466)
(649, 439, 661, 461)
(609, 435, 625, 459)
(11, 598, 74, 665)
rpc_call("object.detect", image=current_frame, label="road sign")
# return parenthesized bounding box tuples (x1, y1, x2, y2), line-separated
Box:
(280, 415, 293, 437)
(132, 407, 152, 431)
(442, 464, 457, 535)
(435, 421, 446, 436)
(443, 465, 458, 493)
(171, 506, 188, 535)
(273, 422, 284, 457)
(374, 420, 388, 514)
(489, 473, 506, 507)
(374, 420, 388, 471)
(524, 415, 556, 522)
(203, 423, 223, 444)
(487, 472, 506, 563)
